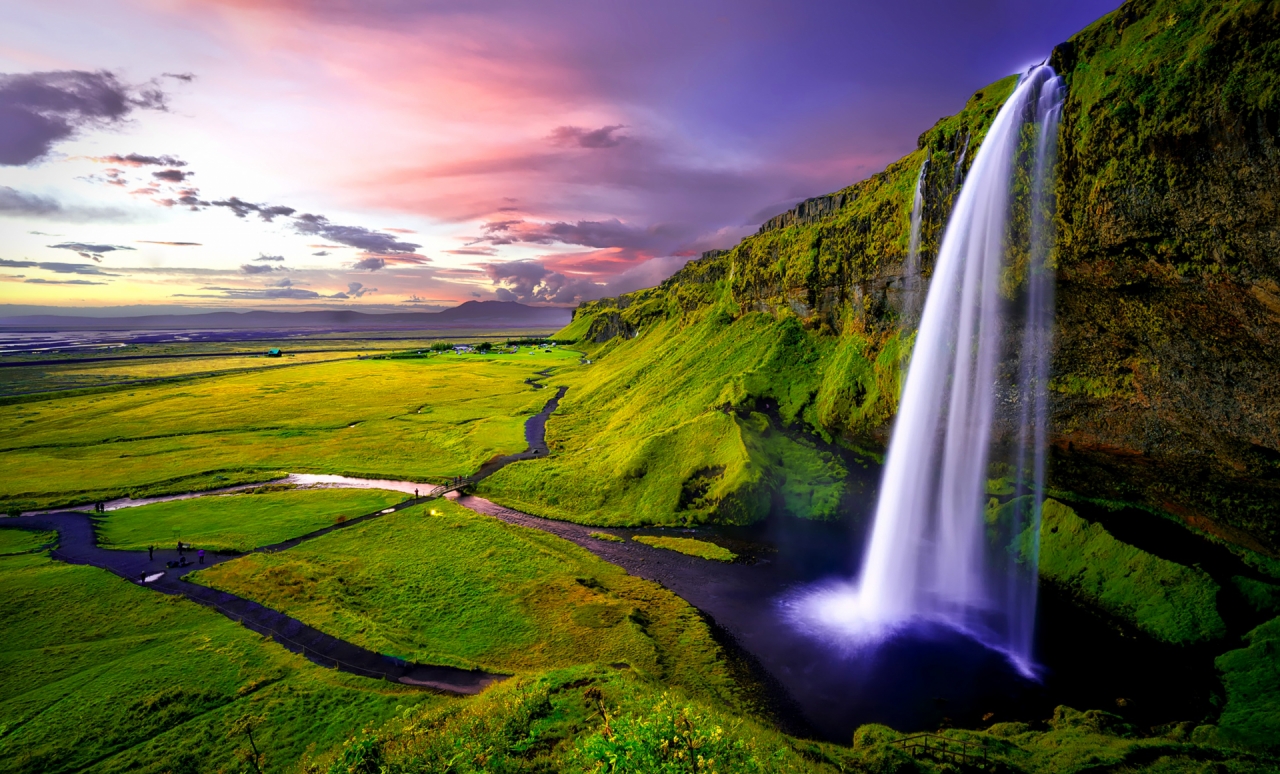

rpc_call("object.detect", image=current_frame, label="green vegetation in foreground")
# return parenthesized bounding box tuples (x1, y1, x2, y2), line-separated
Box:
(1211, 616, 1280, 752)
(0, 550, 434, 774)
(1233, 575, 1280, 616)
(478, 309, 870, 527)
(98, 486, 406, 552)
(632, 534, 737, 562)
(0, 529, 53, 555)
(0, 353, 574, 513)
(193, 499, 738, 702)
(1018, 498, 1226, 644)
(305, 665, 1276, 774)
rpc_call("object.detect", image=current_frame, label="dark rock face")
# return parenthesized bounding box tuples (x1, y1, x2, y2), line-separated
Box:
(757, 193, 851, 234)
(1048, 0, 1280, 549)
(586, 311, 638, 343)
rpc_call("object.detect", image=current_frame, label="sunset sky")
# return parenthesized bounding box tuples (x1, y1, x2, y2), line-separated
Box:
(1, 0, 1119, 315)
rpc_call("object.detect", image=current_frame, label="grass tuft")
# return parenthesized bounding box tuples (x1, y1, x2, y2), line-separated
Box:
(632, 535, 737, 563)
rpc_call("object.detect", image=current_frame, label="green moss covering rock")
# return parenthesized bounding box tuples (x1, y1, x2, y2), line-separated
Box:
(1233, 575, 1280, 616)
(1213, 616, 1280, 752)
(1023, 499, 1226, 644)
(632, 535, 737, 563)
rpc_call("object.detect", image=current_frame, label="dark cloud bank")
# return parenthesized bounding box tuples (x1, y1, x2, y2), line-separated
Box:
(0, 70, 168, 166)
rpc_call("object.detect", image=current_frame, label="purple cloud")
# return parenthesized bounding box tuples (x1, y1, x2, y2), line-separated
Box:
(293, 213, 422, 254)
(240, 263, 281, 274)
(211, 196, 296, 221)
(550, 124, 628, 148)
(484, 259, 601, 304)
(48, 242, 135, 261)
(0, 258, 118, 275)
(24, 278, 107, 285)
(93, 153, 186, 167)
(0, 70, 167, 166)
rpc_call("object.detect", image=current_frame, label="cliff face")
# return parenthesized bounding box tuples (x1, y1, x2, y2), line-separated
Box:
(1050, 0, 1280, 551)
(566, 0, 1280, 551)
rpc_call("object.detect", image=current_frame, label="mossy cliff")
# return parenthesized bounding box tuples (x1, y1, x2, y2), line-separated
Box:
(556, 0, 1280, 555)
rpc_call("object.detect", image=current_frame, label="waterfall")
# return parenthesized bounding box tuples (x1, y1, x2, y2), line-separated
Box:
(788, 65, 1064, 675)
(902, 153, 930, 324)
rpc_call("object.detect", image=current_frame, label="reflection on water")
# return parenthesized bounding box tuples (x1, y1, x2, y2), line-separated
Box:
(21, 473, 427, 517)
(285, 473, 429, 496)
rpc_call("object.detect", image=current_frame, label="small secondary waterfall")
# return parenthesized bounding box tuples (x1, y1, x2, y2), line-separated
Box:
(790, 65, 1064, 674)
(902, 153, 930, 323)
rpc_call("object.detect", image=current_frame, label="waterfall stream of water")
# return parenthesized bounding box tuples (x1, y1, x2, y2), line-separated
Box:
(902, 153, 930, 324)
(788, 65, 1065, 676)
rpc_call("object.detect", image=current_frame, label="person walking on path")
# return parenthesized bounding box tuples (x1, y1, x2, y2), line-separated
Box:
(198, 548, 205, 565)
(177, 541, 183, 555)
(148, 545, 154, 561)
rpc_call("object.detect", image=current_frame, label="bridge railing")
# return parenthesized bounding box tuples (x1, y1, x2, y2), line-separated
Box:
(425, 478, 473, 499)
(895, 733, 992, 770)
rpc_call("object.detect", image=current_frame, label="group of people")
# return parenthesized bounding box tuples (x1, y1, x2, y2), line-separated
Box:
(143, 542, 205, 567)
(91, 502, 107, 513)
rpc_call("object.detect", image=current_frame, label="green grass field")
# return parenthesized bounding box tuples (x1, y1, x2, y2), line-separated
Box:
(0, 550, 437, 774)
(0, 529, 53, 556)
(0, 353, 575, 513)
(192, 499, 737, 698)
(0, 352, 362, 398)
(98, 487, 406, 552)
(632, 534, 737, 562)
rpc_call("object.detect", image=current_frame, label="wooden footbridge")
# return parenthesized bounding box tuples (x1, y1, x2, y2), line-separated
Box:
(424, 477, 474, 499)
(895, 733, 995, 771)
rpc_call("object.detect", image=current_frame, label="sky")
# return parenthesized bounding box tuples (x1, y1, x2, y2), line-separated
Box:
(0, 0, 1121, 315)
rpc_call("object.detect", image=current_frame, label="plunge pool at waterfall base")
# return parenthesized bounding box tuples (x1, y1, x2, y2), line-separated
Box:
(621, 504, 1219, 743)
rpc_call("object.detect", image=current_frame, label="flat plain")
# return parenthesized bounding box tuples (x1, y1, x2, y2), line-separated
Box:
(1, 350, 577, 513)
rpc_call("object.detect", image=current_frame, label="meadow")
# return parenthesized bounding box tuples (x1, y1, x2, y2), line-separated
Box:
(97, 486, 406, 552)
(0, 351, 577, 513)
(0, 528, 53, 555)
(0, 352, 357, 398)
(193, 498, 738, 696)
(0, 548, 438, 774)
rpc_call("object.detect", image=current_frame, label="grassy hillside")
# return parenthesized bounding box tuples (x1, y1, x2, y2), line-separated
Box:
(479, 308, 884, 526)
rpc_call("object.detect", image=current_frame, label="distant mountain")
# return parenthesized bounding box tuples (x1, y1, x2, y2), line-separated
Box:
(0, 301, 572, 331)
